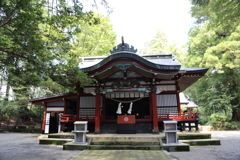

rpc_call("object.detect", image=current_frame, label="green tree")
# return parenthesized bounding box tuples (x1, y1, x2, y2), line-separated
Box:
(0, 0, 116, 125)
(71, 13, 116, 57)
(140, 28, 187, 63)
(185, 0, 240, 122)
(0, 0, 114, 91)
(140, 29, 170, 54)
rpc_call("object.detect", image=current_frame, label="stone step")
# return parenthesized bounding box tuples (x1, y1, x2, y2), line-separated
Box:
(48, 133, 74, 139)
(39, 138, 73, 145)
(63, 142, 161, 150)
(177, 133, 211, 140)
(179, 139, 221, 146)
(163, 143, 190, 152)
(89, 144, 161, 150)
(63, 142, 89, 150)
(90, 136, 160, 142)
(91, 140, 160, 145)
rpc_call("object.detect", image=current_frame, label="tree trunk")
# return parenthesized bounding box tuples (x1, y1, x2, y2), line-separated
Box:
(0, 78, 3, 92)
(5, 82, 10, 102)
(232, 108, 240, 121)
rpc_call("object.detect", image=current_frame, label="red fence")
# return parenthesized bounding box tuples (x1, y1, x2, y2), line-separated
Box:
(158, 113, 199, 121)
(60, 112, 199, 123)
(61, 114, 95, 122)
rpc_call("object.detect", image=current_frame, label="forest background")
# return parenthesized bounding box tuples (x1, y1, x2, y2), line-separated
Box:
(0, 0, 239, 130)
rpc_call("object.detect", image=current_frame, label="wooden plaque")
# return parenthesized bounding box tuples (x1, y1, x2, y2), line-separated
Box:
(117, 115, 135, 124)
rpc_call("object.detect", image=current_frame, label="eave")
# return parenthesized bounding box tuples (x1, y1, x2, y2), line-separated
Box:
(29, 93, 77, 106)
(178, 68, 209, 91)
(80, 52, 181, 73)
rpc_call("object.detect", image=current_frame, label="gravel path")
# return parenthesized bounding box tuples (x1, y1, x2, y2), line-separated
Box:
(0, 131, 240, 160)
(170, 131, 240, 160)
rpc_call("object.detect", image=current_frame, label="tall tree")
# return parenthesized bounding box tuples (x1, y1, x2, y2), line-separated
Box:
(140, 28, 187, 63)
(0, 0, 116, 124)
(140, 29, 170, 54)
(0, 0, 116, 94)
(71, 13, 116, 57)
(185, 0, 240, 121)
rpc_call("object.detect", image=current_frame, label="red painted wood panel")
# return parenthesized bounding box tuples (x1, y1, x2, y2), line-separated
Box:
(117, 115, 135, 124)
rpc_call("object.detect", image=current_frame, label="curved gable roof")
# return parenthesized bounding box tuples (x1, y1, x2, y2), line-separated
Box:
(79, 43, 208, 90)
(80, 52, 181, 73)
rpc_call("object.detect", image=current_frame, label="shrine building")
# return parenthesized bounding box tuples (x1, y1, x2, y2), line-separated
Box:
(29, 42, 208, 134)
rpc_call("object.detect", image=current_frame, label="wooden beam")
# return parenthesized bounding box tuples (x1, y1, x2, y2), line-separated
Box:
(95, 87, 101, 133)
(41, 102, 47, 133)
(150, 85, 159, 133)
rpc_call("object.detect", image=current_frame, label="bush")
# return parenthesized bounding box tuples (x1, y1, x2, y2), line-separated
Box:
(198, 114, 209, 125)
(222, 121, 240, 130)
(208, 113, 228, 130)
(207, 113, 240, 130)
(9, 125, 42, 133)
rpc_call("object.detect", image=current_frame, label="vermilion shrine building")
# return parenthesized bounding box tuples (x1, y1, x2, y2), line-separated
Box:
(29, 42, 208, 134)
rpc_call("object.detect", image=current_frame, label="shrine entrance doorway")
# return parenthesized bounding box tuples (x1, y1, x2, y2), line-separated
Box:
(105, 97, 150, 121)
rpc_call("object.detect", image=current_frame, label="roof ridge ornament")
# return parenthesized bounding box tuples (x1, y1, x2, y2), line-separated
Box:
(110, 36, 137, 54)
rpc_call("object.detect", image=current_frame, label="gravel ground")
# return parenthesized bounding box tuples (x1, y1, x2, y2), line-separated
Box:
(170, 131, 240, 160)
(0, 133, 82, 160)
(0, 131, 240, 160)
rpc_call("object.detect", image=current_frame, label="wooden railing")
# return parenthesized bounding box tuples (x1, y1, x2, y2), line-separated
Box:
(158, 113, 199, 121)
(60, 113, 199, 123)
(61, 114, 95, 122)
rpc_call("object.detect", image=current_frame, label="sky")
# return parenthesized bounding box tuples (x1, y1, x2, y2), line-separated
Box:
(106, 0, 193, 51)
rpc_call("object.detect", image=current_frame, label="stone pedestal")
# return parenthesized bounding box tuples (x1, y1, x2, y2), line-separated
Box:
(163, 121, 179, 144)
(72, 121, 88, 143)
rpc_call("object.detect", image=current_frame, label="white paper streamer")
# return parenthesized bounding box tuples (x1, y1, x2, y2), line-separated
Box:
(116, 102, 122, 114)
(127, 102, 133, 114)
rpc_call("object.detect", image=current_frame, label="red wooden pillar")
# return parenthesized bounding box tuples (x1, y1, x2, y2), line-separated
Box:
(95, 91, 101, 133)
(102, 96, 106, 122)
(41, 102, 47, 134)
(150, 85, 159, 133)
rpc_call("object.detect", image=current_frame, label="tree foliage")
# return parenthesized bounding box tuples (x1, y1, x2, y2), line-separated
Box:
(1, 1, 78, 89)
(140, 28, 187, 63)
(140, 29, 171, 54)
(185, 0, 240, 122)
(0, 0, 116, 126)
(71, 13, 116, 57)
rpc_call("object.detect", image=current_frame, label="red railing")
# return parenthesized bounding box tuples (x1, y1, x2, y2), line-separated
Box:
(158, 112, 199, 121)
(60, 113, 199, 123)
(61, 114, 95, 122)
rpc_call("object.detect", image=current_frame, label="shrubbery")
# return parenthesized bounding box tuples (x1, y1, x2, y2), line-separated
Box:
(0, 100, 43, 128)
(207, 113, 240, 130)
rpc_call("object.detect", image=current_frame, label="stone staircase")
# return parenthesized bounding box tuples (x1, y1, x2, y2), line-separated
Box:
(89, 136, 161, 150)
(38, 132, 221, 152)
(39, 133, 74, 145)
(63, 136, 163, 150)
(178, 132, 221, 146)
